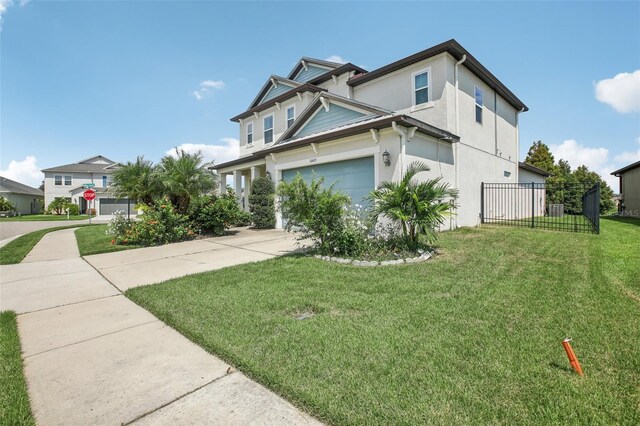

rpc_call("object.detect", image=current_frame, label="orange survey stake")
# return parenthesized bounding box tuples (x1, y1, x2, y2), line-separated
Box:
(562, 338, 584, 376)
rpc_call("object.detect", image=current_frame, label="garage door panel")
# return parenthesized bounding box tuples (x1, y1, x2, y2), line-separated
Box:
(282, 157, 374, 206)
(99, 198, 136, 215)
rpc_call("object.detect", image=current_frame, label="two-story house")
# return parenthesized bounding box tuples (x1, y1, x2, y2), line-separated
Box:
(42, 155, 136, 215)
(215, 39, 547, 228)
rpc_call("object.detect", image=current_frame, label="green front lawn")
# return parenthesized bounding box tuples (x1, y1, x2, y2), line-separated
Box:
(0, 311, 35, 425)
(127, 218, 640, 424)
(75, 224, 140, 256)
(0, 224, 91, 265)
(0, 214, 89, 222)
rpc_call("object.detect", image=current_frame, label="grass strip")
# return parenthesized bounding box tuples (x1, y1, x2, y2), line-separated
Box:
(0, 224, 90, 265)
(75, 224, 140, 256)
(0, 311, 35, 425)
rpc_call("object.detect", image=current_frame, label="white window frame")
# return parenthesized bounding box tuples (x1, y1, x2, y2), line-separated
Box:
(263, 113, 274, 144)
(54, 175, 62, 186)
(474, 86, 483, 124)
(411, 67, 431, 107)
(246, 121, 254, 146)
(286, 105, 296, 129)
(64, 175, 72, 186)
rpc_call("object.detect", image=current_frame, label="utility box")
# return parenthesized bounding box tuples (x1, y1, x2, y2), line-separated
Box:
(548, 204, 564, 217)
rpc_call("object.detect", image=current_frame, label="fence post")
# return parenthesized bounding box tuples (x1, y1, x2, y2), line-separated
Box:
(480, 182, 484, 224)
(596, 182, 600, 234)
(531, 182, 535, 228)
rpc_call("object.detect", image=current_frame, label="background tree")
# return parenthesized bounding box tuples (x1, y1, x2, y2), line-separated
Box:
(249, 177, 276, 228)
(110, 156, 160, 206)
(525, 141, 556, 174)
(157, 149, 216, 214)
(368, 162, 457, 247)
(46, 197, 68, 215)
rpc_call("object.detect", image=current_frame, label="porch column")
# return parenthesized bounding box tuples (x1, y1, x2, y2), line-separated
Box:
(233, 170, 242, 208)
(250, 166, 259, 182)
(219, 173, 228, 194)
(243, 171, 250, 212)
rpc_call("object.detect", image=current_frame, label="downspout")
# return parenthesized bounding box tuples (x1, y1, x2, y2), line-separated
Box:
(515, 106, 525, 181)
(391, 121, 406, 180)
(454, 54, 466, 229)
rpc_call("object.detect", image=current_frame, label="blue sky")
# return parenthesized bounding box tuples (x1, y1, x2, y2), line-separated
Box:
(1, 0, 639, 191)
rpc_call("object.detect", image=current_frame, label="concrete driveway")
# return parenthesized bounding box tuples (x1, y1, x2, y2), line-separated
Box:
(85, 228, 305, 291)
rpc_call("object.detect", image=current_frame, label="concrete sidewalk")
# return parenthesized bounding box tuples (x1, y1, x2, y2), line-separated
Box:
(85, 228, 304, 291)
(0, 228, 320, 425)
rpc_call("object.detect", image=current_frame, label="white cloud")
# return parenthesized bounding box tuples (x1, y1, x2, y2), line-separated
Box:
(0, 156, 43, 188)
(192, 80, 225, 100)
(0, 0, 13, 28)
(0, 0, 29, 30)
(166, 138, 239, 166)
(325, 55, 347, 64)
(594, 70, 640, 113)
(613, 137, 640, 164)
(550, 139, 609, 171)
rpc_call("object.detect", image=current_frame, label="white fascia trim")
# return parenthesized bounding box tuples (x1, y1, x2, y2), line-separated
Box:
(217, 158, 267, 174)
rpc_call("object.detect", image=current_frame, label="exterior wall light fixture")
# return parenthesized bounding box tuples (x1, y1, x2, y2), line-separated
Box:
(382, 150, 391, 166)
(265, 171, 272, 179)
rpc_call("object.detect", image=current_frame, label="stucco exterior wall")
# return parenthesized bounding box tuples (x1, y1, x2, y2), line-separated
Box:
(621, 167, 640, 215)
(2, 193, 43, 215)
(353, 53, 450, 131)
(317, 71, 353, 98)
(518, 168, 546, 184)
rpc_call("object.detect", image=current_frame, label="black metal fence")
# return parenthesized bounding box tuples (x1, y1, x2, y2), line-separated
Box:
(481, 182, 600, 234)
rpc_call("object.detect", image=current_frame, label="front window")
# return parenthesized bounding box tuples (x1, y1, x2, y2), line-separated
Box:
(54, 175, 62, 185)
(475, 86, 483, 124)
(247, 123, 253, 145)
(264, 115, 274, 144)
(102, 176, 107, 188)
(413, 70, 429, 105)
(286, 106, 295, 129)
(64, 175, 72, 186)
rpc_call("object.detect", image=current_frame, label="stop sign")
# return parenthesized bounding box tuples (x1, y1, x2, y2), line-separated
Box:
(83, 189, 96, 201)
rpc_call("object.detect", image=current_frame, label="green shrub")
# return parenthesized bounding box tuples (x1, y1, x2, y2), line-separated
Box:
(65, 203, 79, 215)
(106, 211, 134, 241)
(234, 210, 252, 227)
(249, 177, 276, 228)
(189, 190, 244, 236)
(0, 197, 16, 212)
(115, 200, 194, 246)
(46, 197, 68, 215)
(278, 174, 350, 254)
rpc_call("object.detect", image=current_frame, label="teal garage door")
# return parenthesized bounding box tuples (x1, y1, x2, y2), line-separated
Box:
(282, 156, 374, 205)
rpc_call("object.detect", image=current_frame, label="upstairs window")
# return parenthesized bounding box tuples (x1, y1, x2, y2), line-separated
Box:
(64, 175, 72, 186)
(246, 122, 253, 145)
(55, 175, 62, 185)
(264, 114, 274, 144)
(286, 106, 295, 129)
(475, 86, 483, 124)
(102, 176, 107, 188)
(413, 69, 430, 105)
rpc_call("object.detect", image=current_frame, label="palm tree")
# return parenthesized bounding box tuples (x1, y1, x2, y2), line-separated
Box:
(368, 161, 457, 247)
(110, 156, 161, 206)
(157, 149, 216, 213)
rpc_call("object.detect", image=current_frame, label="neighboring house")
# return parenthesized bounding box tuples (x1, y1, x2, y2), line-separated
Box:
(611, 160, 640, 217)
(42, 155, 136, 215)
(0, 176, 44, 215)
(215, 39, 534, 228)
